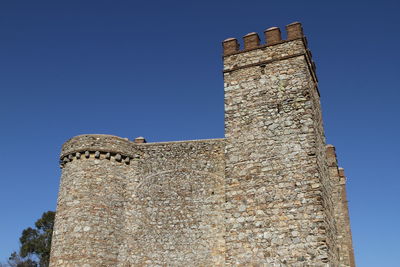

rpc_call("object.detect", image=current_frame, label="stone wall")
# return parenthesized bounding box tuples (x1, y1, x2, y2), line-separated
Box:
(120, 139, 226, 266)
(50, 22, 355, 267)
(50, 135, 226, 266)
(338, 169, 356, 267)
(223, 23, 339, 266)
(327, 145, 356, 267)
(51, 135, 131, 266)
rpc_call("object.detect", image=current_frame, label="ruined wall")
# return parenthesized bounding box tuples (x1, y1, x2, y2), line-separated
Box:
(50, 135, 226, 267)
(223, 23, 339, 266)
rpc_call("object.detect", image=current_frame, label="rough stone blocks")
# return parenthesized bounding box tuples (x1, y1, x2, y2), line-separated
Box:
(50, 22, 355, 267)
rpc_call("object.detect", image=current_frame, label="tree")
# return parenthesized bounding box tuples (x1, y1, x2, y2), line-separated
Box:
(7, 211, 55, 267)
(7, 252, 37, 267)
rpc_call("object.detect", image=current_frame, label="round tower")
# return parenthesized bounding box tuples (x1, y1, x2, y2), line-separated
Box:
(49, 135, 135, 266)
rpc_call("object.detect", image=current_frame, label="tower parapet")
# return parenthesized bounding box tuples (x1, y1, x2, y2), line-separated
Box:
(223, 22, 317, 84)
(222, 22, 304, 55)
(59, 135, 138, 168)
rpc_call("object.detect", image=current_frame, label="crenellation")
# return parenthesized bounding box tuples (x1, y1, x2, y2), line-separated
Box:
(264, 26, 282, 45)
(223, 39, 307, 72)
(223, 22, 307, 58)
(222, 38, 240, 56)
(50, 22, 355, 267)
(286, 21, 304, 40)
(243, 32, 261, 50)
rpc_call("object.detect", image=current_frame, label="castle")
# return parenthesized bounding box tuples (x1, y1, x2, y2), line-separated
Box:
(50, 22, 355, 266)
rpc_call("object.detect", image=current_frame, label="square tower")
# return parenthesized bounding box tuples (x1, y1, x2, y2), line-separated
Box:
(223, 22, 341, 265)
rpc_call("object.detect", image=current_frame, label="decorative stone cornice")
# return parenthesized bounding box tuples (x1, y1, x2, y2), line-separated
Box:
(60, 150, 138, 168)
(59, 135, 226, 168)
(60, 134, 142, 168)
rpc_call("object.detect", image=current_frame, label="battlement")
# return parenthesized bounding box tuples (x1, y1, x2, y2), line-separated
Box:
(223, 22, 304, 56)
(223, 22, 317, 83)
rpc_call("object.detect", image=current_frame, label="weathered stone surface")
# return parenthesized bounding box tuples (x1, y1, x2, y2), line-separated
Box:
(51, 138, 226, 266)
(326, 145, 356, 267)
(223, 30, 339, 266)
(50, 22, 355, 267)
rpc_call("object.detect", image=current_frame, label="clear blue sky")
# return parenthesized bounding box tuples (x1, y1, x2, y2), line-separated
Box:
(0, 1, 399, 266)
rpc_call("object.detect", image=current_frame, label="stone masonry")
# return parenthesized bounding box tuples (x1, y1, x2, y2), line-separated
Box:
(50, 22, 355, 266)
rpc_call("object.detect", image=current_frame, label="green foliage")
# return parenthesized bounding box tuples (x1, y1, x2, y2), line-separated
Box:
(7, 252, 37, 267)
(7, 211, 55, 267)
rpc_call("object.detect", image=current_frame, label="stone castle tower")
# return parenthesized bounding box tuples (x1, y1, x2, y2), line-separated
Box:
(50, 22, 355, 266)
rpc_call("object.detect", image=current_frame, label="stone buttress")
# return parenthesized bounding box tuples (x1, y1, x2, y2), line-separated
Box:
(50, 22, 355, 267)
